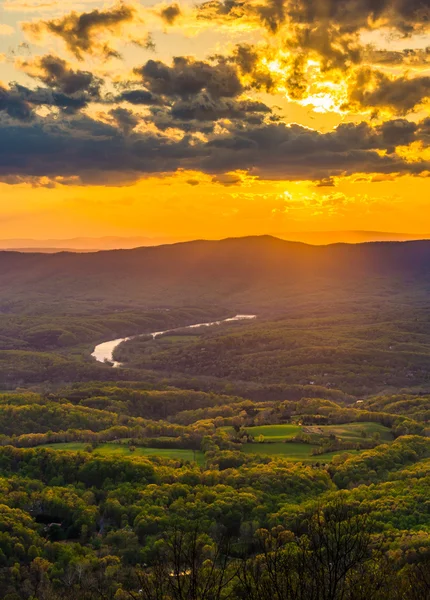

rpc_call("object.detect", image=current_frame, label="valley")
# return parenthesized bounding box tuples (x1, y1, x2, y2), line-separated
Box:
(0, 237, 429, 598)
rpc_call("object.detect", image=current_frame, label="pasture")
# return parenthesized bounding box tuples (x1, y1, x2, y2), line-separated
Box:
(38, 442, 205, 464)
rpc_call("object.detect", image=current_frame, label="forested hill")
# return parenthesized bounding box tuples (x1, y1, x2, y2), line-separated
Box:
(2, 236, 430, 313)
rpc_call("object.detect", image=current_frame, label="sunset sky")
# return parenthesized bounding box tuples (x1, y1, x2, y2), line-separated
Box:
(1, 0, 430, 240)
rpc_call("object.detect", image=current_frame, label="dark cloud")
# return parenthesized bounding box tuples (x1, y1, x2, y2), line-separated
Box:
(227, 44, 275, 91)
(256, 0, 285, 33)
(379, 119, 418, 149)
(211, 172, 242, 184)
(109, 107, 140, 134)
(170, 94, 270, 122)
(196, 0, 430, 73)
(148, 106, 217, 134)
(315, 177, 336, 187)
(287, 24, 362, 71)
(347, 68, 430, 114)
(25, 4, 135, 60)
(136, 57, 243, 99)
(25, 55, 103, 96)
(0, 77, 97, 120)
(0, 86, 32, 121)
(287, 0, 430, 35)
(1, 114, 429, 185)
(118, 89, 163, 105)
(196, 0, 249, 24)
(160, 3, 181, 24)
(13, 84, 89, 112)
(366, 47, 430, 67)
(197, 0, 430, 34)
(200, 120, 430, 179)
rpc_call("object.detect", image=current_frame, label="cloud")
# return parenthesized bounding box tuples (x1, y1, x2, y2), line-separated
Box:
(196, 0, 430, 35)
(118, 89, 163, 105)
(200, 120, 430, 179)
(211, 172, 243, 185)
(23, 4, 135, 60)
(109, 107, 140, 134)
(196, 0, 288, 32)
(160, 3, 181, 25)
(20, 54, 102, 97)
(347, 68, 430, 114)
(135, 57, 243, 99)
(0, 86, 33, 121)
(12, 83, 89, 111)
(0, 113, 429, 185)
(170, 94, 271, 122)
(287, 0, 430, 35)
(365, 47, 430, 67)
(315, 177, 336, 187)
(194, 0, 430, 82)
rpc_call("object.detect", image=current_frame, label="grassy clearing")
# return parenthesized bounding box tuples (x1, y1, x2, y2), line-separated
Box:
(239, 422, 391, 462)
(243, 424, 302, 440)
(242, 442, 360, 462)
(38, 442, 205, 464)
(318, 422, 393, 442)
(239, 422, 392, 443)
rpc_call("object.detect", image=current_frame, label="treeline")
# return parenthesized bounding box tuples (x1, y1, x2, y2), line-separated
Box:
(0, 496, 429, 599)
(363, 394, 430, 425)
(114, 309, 430, 395)
(0, 433, 428, 598)
(329, 435, 430, 488)
(0, 390, 425, 456)
(0, 307, 227, 351)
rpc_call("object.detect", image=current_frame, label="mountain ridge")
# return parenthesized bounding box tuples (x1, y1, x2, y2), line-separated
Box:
(2, 230, 430, 252)
(2, 235, 430, 313)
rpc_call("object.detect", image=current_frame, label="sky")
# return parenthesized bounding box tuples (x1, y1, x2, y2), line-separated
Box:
(0, 0, 430, 241)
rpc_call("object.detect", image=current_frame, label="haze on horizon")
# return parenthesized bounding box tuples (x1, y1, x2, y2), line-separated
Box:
(3, 230, 430, 251)
(1, 0, 430, 239)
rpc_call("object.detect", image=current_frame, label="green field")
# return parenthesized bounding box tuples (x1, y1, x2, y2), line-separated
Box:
(243, 424, 302, 440)
(238, 422, 392, 443)
(242, 442, 360, 462)
(38, 443, 205, 464)
(238, 421, 392, 462)
(318, 422, 393, 442)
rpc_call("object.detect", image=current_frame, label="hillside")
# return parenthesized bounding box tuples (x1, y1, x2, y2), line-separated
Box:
(2, 236, 430, 313)
(1, 231, 429, 251)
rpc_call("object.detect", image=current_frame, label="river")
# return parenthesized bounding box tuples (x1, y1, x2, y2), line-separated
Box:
(91, 314, 256, 368)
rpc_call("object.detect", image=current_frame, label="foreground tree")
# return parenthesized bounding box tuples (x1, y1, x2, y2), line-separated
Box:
(236, 497, 378, 600)
(120, 528, 238, 600)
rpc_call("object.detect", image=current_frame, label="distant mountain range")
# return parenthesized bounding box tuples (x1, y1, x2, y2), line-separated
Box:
(0, 236, 185, 252)
(1, 231, 430, 252)
(274, 230, 430, 245)
(2, 235, 430, 314)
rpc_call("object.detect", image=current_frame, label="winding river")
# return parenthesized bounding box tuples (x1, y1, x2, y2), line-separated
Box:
(91, 314, 256, 368)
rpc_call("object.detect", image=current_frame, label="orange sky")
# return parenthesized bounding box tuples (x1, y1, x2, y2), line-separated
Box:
(0, 0, 430, 239)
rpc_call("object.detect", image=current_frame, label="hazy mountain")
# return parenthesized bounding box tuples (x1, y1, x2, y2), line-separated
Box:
(275, 230, 430, 245)
(1, 231, 430, 252)
(0, 236, 187, 251)
(2, 236, 430, 314)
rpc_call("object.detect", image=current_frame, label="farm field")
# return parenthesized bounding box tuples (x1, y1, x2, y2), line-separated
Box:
(242, 424, 302, 440)
(38, 443, 205, 464)
(317, 422, 393, 442)
(238, 421, 392, 442)
(242, 442, 361, 461)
